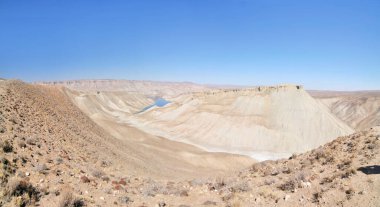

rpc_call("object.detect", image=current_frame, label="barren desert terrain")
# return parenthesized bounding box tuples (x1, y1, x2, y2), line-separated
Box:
(2, 0, 379, 206)
(0, 79, 379, 207)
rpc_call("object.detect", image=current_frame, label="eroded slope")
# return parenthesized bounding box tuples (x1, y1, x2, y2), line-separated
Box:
(311, 91, 380, 130)
(0, 80, 252, 206)
(1, 80, 379, 207)
(128, 85, 353, 160)
(38, 79, 209, 97)
(134, 127, 380, 207)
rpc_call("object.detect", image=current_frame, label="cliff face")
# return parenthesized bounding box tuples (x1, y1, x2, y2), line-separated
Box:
(195, 84, 304, 95)
(37, 79, 209, 97)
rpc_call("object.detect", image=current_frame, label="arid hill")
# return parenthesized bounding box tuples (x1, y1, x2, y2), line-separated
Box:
(87, 85, 352, 160)
(310, 91, 380, 130)
(37, 79, 209, 97)
(45, 79, 380, 132)
(124, 126, 379, 207)
(0, 80, 252, 206)
(0, 81, 380, 207)
(1, 79, 379, 206)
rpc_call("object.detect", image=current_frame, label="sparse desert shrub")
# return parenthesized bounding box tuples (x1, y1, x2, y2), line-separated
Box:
(314, 148, 335, 165)
(189, 178, 207, 186)
(34, 164, 48, 174)
(345, 188, 355, 200)
(157, 201, 166, 207)
(312, 191, 323, 203)
(288, 153, 297, 160)
(142, 182, 163, 197)
(295, 170, 310, 182)
(341, 168, 356, 179)
(300, 159, 312, 169)
(55, 157, 63, 164)
(118, 196, 131, 204)
(178, 190, 189, 197)
(250, 161, 276, 177)
(367, 143, 376, 150)
(320, 176, 334, 185)
(281, 167, 291, 174)
(18, 156, 26, 165)
(100, 160, 112, 167)
(270, 169, 280, 176)
(364, 139, 377, 150)
(58, 189, 85, 207)
(284, 160, 299, 173)
(229, 182, 251, 193)
(322, 154, 335, 165)
(314, 148, 325, 160)
(118, 179, 127, 186)
(18, 140, 26, 148)
(101, 176, 110, 182)
(6, 178, 20, 195)
(6, 178, 40, 205)
(203, 200, 217, 205)
(58, 191, 74, 207)
(0, 126, 6, 133)
(72, 198, 85, 207)
(250, 163, 261, 173)
(2, 140, 13, 153)
(45, 157, 54, 164)
(258, 186, 280, 202)
(160, 184, 183, 196)
(208, 177, 226, 191)
(264, 178, 276, 186)
(39, 185, 49, 196)
(344, 141, 356, 152)
(337, 158, 352, 170)
(364, 152, 375, 159)
(80, 176, 90, 183)
(9, 116, 17, 124)
(222, 192, 234, 202)
(278, 179, 297, 192)
(0, 158, 14, 183)
(26, 137, 36, 145)
(91, 169, 105, 178)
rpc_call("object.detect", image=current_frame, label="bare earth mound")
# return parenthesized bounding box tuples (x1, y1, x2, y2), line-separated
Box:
(125, 85, 354, 160)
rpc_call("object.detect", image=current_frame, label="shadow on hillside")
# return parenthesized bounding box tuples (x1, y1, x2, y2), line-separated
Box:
(358, 165, 380, 175)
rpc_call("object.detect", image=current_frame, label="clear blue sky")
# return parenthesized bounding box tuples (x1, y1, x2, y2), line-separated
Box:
(0, 0, 379, 90)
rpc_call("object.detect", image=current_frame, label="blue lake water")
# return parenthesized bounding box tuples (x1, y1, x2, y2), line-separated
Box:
(141, 98, 170, 112)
